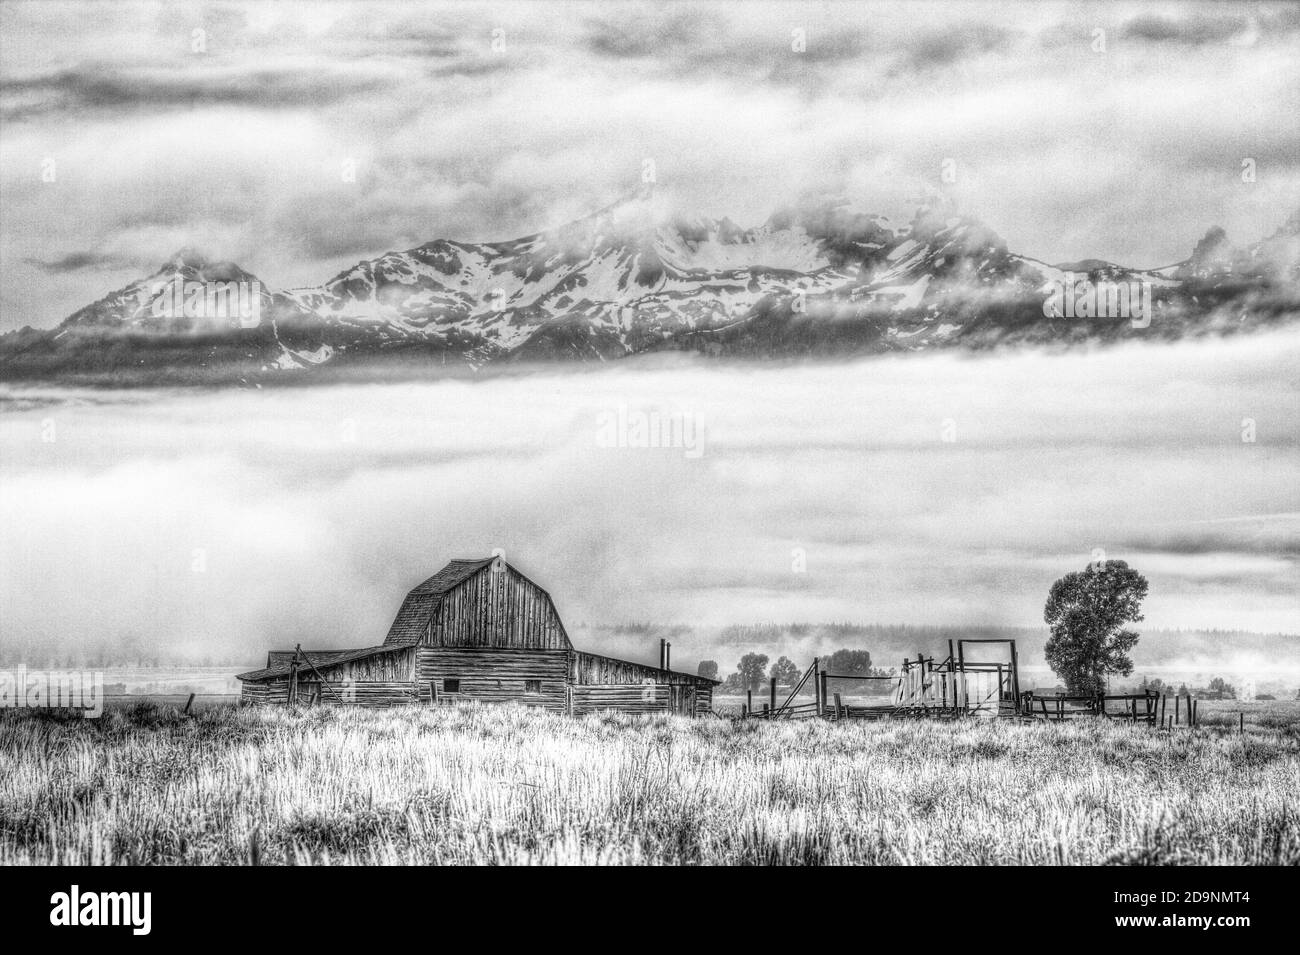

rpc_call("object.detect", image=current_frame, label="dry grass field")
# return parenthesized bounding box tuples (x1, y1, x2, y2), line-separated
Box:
(1, 701, 1297, 865)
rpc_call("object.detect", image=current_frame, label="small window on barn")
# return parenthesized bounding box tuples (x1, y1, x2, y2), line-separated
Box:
(443, 679, 460, 694)
(524, 679, 542, 695)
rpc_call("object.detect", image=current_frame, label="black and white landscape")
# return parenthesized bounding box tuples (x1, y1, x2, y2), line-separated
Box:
(0, 0, 1298, 889)
(4, 192, 1299, 380)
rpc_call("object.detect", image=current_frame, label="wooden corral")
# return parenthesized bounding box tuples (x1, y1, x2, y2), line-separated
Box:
(1023, 689, 1199, 728)
(237, 556, 718, 716)
(738, 640, 1183, 731)
(738, 639, 1024, 723)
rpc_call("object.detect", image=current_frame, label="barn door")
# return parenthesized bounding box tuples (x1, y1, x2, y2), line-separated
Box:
(670, 686, 695, 716)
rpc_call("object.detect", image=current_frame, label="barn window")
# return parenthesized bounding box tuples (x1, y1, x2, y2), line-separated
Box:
(524, 679, 542, 695)
(443, 679, 460, 693)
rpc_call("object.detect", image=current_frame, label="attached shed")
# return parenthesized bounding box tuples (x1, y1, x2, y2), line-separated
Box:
(237, 645, 418, 707)
(570, 651, 713, 717)
(238, 555, 718, 716)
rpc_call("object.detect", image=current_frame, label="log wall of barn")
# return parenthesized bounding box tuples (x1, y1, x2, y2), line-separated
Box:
(569, 651, 704, 686)
(570, 684, 671, 715)
(319, 649, 414, 682)
(240, 679, 289, 705)
(328, 681, 419, 706)
(695, 685, 713, 716)
(415, 647, 569, 711)
(243, 678, 417, 707)
(241, 649, 417, 706)
(426, 564, 570, 649)
(305, 649, 416, 706)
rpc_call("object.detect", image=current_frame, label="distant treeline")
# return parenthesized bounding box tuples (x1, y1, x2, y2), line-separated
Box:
(585, 622, 1298, 670)
(0, 637, 252, 669)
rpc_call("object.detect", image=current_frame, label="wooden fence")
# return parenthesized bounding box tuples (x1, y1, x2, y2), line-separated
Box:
(734, 641, 1025, 724)
(1022, 690, 1201, 727)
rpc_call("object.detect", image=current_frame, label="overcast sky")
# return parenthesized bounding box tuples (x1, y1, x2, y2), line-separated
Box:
(2, 0, 1299, 331)
(3, 328, 1298, 661)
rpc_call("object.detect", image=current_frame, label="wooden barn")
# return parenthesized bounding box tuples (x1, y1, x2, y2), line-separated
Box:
(237, 555, 717, 716)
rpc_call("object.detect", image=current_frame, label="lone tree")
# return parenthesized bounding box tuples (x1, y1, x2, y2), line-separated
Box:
(825, 648, 872, 676)
(737, 653, 770, 692)
(1207, 677, 1236, 699)
(696, 660, 719, 681)
(771, 656, 801, 687)
(1044, 560, 1148, 696)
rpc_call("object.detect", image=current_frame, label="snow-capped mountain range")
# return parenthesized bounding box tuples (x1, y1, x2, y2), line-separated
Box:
(3, 193, 1298, 382)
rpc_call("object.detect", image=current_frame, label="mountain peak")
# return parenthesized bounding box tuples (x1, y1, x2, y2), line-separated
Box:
(14, 194, 1297, 384)
(1183, 226, 1235, 273)
(151, 249, 265, 287)
(165, 247, 211, 270)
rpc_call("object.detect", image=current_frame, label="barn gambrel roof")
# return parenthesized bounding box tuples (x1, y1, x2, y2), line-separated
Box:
(382, 557, 498, 646)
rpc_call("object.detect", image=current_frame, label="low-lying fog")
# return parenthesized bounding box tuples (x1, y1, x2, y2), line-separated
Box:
(2, 329, 1297, 671)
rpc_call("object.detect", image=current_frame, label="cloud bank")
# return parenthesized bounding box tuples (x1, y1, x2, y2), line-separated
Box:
(1, 1, 1299, 330)
(1, 330, 1296, 665)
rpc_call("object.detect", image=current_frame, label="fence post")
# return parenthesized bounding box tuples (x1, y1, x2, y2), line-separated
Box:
(820, 671, 829, 715)
(747, 689, 753, 714)
(956, 642, 965, 709)
(834, 692, 843, 720)
(770, 677, 777, 714)
(1009, 640, 1021, 714)
(288, 644, 300, 705)
(1240, 711, 1244, 734)
(812, 658, 819, 715)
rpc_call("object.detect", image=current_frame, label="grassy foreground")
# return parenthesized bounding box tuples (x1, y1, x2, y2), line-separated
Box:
(1, 702, 1297, 865)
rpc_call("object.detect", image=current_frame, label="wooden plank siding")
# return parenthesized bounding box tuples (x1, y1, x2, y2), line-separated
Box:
(333, 682, 419, 706)
(570, 684, 670, 716)
(308, 648, 416, 707)
(240, 648, 416, 708)
(241, 678, 417, 707)
(695, 685, 714, 717)
(316, 647, 414, 683)
(415, 647, 569, 712)
(569, 650, 706, 686)
(240, 679, 289, 705)
(425, 562, 571, 650)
